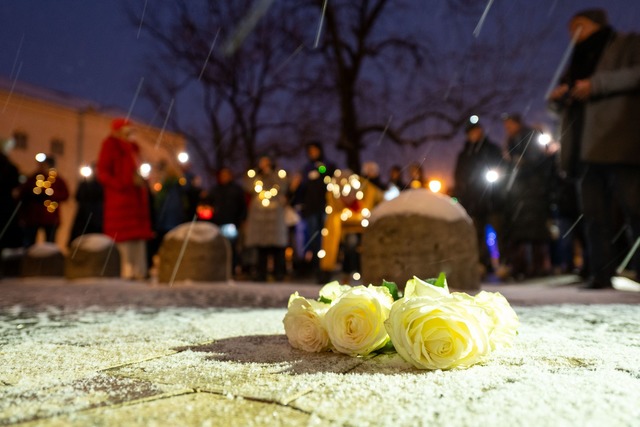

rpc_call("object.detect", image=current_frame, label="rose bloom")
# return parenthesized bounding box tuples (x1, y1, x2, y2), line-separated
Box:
(385, 296, 491, 370)
(283, 293, 331, 353)
(471, 291, 519, 350)
(324, 285, 394, 356)
(319, 281, 352, 302)
(404, 276, 450, 299)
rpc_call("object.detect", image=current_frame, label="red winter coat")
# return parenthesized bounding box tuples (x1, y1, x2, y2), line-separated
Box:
(97, 135, 153, 242)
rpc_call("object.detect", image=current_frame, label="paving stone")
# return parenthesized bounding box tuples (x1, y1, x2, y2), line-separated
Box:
(19, 392, 324, 427)
(0, 373, 188, 425)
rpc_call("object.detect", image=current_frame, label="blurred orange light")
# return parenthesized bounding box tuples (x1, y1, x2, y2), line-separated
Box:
(428, 179, 442, 193)
(196, 205, 214, 220)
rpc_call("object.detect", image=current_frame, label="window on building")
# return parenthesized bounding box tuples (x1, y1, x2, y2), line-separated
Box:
(50, 138, 64, 156)
(12, 131, 28, 150)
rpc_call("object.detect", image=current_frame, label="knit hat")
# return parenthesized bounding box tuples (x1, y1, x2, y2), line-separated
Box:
(572, 8, 608, 26)
(111, 118, 131, 131)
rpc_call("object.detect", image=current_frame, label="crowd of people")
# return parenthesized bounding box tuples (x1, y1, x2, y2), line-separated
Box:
(0, 8, 638, 290)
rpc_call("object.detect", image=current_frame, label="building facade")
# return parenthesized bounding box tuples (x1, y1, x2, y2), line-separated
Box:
(0, 77, 186, 249)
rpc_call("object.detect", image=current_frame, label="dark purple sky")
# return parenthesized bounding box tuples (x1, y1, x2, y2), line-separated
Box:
(1, 1, 639, 181)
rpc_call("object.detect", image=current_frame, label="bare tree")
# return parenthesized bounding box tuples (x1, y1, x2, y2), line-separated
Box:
(292, 0, 553, 171)
(130, 0, 304, 175)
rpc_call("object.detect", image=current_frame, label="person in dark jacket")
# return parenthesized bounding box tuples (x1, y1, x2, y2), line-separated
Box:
(453, 121, 506, 275)
(549, 8, 640, 288)
(19, 155, 69, 247)
(69, 163, 104, 245)
(502, 114, 554, 279)
(0, 138, 22, 277)
(291, 141, 336, 280)
(205, 167, 247, 274)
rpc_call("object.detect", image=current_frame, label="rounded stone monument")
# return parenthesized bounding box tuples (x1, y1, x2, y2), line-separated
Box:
(22, 243, 65, 277)
(158, 222, 231, 283)
(65, 233, 120, 279)
(361, 189, 480, 291)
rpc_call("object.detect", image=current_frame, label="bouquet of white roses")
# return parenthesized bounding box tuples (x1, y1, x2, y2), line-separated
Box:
(283, 273, 519, 370)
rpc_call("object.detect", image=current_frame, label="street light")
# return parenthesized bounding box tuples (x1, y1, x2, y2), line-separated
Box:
(428, 179, 442, 193)
(139, 163, 151, 178)
(485, 169, 499, 183)
(177, 152, 189, 164)
(80, 165, 93, 178)
(538, 133, 552, 146)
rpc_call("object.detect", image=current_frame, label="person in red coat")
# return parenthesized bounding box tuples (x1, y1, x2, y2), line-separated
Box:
(19, 155, 69, 247)
(97, 118, 154, 280)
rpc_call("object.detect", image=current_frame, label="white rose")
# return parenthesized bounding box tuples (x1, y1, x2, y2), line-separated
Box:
(324, 285, 393, 356)
(472, 291, 519, 350)
(385, 295, 491, 370)
(404, 275, 450, 299)
(319, 281, 352, 303)
(283, 293, 331, 353)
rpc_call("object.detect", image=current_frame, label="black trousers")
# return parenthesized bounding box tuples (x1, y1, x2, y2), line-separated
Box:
(256, 246, 286, 281)
(579, 163, 640, 282)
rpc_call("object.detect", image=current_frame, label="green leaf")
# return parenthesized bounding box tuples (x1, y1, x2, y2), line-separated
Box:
(381, 280, 400, 301)
(376, 340, 396, 354)
(318, 295, 332, 305)
(425, 272, 447, 288)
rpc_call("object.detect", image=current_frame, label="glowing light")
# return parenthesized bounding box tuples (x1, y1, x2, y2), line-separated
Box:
(80, 166, 92, 178)
(278, 169, 287, 178)
(334, 169, 342, 177)
(33, 187, 42, 195)
(356, 191, 364, 200)
(469, 115, 479, 124)
(177, 152, 189, 164)
(485, 169, 499, 183)
(410, 180, 422, 189)
(269, 188, 278, 197)
(353, 272, 361, 281)
(45, 188, 54, 196)
(326, 183, 334, 192)
(538, 133, 552, 146)
(384, 185, 400, 201)
(140, 163, 151, 178)
(43, 181, 51, 189)
(178, 177, 187, 186)
(196, 205, 214, 220)
(35, 153, 46, 162)
(361, 208, 371, 218)
(36, 174, 44, 181)
(361, 219, 369, 227)
(317, 249, 326, 259)
(153, 182, 163, 192)
(342, 184, 351, 196)
(321, 228, 329, 237)
(247, 169, 256, 178)
(318, 165, 327, 174)
(351, 177, 361, 190)
(325, 206, 333, 214)
(428, 179, 442, 193)
(323, 176, 332, 184)
(261, 199, 270, 207)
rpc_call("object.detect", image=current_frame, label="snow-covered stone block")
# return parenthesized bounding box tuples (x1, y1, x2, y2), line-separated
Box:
(65, 234, 120, 279)
(22, 242, 65, 277)
(158, 222, 231, 283)
(361, 189, 480, 290)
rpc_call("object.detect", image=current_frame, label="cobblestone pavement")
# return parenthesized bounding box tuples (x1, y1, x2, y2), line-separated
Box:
(1, 275, 639, 426)
(1, 274, 639, 310)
